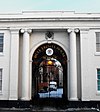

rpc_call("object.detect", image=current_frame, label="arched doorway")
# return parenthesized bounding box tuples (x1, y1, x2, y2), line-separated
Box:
(32, 43, 67, 100)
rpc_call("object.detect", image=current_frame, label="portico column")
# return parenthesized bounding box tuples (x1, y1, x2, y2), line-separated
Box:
(20, 29, 32, 100)
(68, 28, 79, 100)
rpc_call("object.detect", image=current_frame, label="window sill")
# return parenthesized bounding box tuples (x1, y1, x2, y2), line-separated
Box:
(96, 91, 100, 95)
(0, 53, 4, 56)
(94, 52, 100, 56)
(0, 91, 2, 95)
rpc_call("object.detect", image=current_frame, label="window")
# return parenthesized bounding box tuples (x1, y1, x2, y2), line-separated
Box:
(0, 33, 4, 52)
(96, 32, 100, 52)
(0, 69, 2, 91)
(97, 69, 100, 91)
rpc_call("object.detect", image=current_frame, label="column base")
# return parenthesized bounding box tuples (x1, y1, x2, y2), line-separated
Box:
(69, 97, 78, 101)
(9, 98, 18, 100)
(21, 97, 30, 101)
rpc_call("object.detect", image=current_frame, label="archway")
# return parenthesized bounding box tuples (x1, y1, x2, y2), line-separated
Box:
(32, 43, 67, 100)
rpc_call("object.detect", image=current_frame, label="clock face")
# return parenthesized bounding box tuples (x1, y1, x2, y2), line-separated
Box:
(46, 48, 53, 56)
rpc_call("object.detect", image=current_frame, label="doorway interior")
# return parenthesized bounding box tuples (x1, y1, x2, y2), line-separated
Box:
(32, 43, 67, 100)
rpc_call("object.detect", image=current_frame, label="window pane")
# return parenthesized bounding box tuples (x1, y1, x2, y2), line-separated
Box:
(0, 33, 3, 36)
(0, 39, 3, 42)
(0, 36, 3, 39)
(0, 36, 3, 43)
(0, 73, 2, 79)
(96, 32, 100, 37)
(97, 69, 100, 75)
(0, 81, 2, 90)
(96, 36, 100, 43)
(98, 86, 100, 90)
(98, 80, 100, 85)
(0, 70, 1, 76)
(0, 34, 3, 52)
(96, 44, 100, 52)
(0, 69, 2, 91)
(0, 47, 3, 52)
(98, 75, 100, 79)
(96, 32, 100, 52)
(97, 69, 100, 91)
(0, 86, 2, 91)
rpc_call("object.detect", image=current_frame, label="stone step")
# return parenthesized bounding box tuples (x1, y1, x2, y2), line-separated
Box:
(0, 107, 98, 112)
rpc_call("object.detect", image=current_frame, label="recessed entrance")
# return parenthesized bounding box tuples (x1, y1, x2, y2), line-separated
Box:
(32, 43, 67, 101)
(38, 59, 63, 98)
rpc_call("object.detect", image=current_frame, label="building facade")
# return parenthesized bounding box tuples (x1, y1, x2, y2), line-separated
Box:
(0, 11, 100, 101)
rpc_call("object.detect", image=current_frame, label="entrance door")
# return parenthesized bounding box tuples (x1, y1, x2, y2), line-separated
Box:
(32, 43, 67, 100)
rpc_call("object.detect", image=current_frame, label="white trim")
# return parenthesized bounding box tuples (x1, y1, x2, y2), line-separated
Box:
(94, 52, 100, 56)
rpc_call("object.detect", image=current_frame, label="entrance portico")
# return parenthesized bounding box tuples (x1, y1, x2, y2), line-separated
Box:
(19, 28, 79, 101)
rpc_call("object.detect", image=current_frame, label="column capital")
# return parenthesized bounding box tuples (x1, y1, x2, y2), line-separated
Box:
(20, 29, 32, 34)
(74, 28, 79, 33)
(67, 28, 79, 33)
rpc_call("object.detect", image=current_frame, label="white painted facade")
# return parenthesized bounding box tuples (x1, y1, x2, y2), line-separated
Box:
(0, 11, 100, 101)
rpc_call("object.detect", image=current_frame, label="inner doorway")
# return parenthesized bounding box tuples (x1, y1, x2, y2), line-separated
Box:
(32, 43, 67, 100)
(38, 58, 63, 98)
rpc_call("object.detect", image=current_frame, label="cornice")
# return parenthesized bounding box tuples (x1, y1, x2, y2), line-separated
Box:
(0, 17, 100, 22)
(0, 11, 100, 22)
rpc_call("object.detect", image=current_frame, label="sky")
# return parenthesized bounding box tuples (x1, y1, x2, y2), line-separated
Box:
(0, 0, 100, 13)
